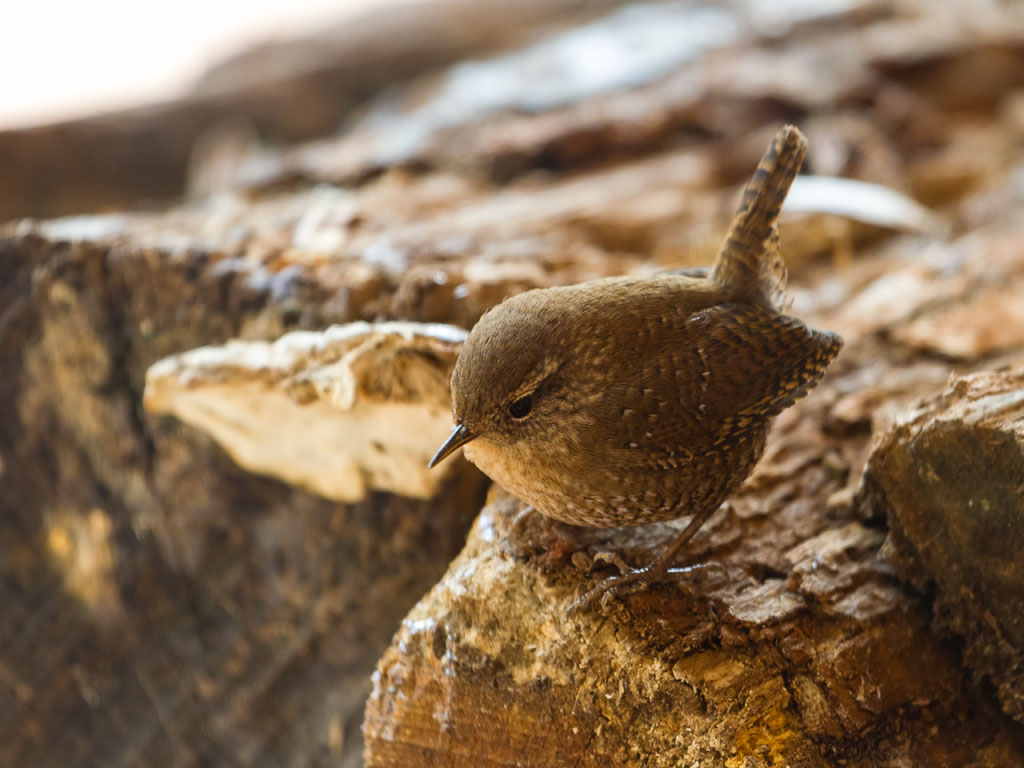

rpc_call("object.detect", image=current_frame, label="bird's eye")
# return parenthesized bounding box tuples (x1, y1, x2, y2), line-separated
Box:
(509, 394, 533, 419)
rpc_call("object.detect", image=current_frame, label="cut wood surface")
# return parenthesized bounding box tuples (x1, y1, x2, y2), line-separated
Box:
(2, 0, 1024, 766)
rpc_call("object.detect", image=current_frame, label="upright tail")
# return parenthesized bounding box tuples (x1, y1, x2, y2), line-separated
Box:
(712, 125, 807, 310)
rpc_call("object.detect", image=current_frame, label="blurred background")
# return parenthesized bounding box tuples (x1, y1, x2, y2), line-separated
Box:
(2, 0, 412, 129)
(1, 0, 621, 222)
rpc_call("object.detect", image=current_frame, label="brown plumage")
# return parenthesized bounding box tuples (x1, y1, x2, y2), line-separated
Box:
(430, 126, 842, 606)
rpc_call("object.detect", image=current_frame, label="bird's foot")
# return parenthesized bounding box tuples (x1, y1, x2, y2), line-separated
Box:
(567, 558, 726, 615)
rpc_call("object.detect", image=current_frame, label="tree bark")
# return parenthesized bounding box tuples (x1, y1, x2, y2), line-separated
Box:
(362, 376, 1024, 766)
(864, 366, 1024, 724)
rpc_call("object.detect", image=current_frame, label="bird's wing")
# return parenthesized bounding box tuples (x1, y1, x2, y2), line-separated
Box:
(608, 304, 841, 466)
(690, 303, 841, 432)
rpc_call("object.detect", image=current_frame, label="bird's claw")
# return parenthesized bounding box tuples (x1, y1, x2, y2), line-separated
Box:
(590, 550, 634, 576)
(567, 561, 727, 615)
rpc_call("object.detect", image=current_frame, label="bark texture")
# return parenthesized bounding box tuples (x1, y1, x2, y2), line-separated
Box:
(0, 235, 489, 767)
(362, 371, 1024, 766)
(864, 366, 1024, 724)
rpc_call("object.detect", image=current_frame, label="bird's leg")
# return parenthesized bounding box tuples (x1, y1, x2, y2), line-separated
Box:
(568, 505, 724, 614)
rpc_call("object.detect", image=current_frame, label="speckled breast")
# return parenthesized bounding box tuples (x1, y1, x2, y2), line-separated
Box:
(467, 424, 770, 529)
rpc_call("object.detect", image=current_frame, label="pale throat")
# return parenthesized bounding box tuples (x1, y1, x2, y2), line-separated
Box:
(464, 436, 564, 509)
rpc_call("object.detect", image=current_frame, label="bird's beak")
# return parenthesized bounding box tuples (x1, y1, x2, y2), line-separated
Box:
(428, 422, 477, 468)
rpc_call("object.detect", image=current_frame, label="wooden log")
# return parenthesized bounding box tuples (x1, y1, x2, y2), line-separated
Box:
(864, 365, 1024, 724)
(362, 380, 1024, 766)
(0, 229, 489, 767)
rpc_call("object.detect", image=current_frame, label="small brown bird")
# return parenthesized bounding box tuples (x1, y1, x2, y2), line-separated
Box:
(430, 126, 842, 606)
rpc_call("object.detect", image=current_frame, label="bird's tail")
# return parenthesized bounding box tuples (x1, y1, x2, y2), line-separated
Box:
(712, 125, 807, 310)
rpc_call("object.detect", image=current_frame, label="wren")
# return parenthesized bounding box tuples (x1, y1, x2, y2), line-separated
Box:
(429, 126, 842, 608)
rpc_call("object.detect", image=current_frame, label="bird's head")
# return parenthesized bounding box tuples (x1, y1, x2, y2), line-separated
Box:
(429, 292, 573, 468)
